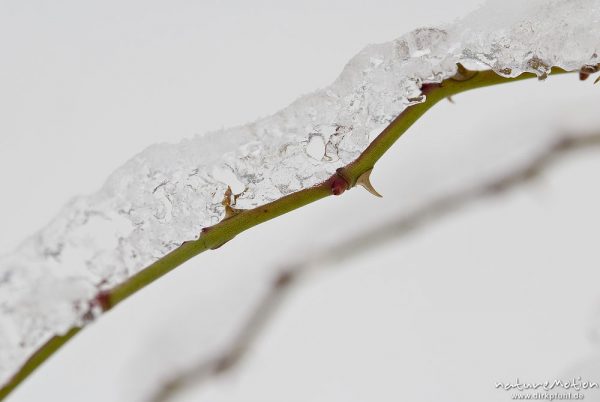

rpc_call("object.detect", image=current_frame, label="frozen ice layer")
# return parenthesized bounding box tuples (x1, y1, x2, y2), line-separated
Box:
(1, 0, 599, 387)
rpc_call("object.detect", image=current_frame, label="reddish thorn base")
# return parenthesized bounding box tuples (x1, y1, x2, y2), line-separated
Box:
(420, 82, 441, 94)
(94, 291, 111, 312)
(330, 176, 348, 196)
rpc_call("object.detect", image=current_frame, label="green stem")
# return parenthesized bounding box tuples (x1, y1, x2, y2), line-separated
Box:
(0, 66, 573, 401)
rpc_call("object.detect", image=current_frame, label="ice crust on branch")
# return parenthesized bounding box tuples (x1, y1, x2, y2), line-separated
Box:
(1, 0, 598, 386)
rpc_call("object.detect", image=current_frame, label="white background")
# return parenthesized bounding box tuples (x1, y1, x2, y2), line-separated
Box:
(1, 1, 600, 401)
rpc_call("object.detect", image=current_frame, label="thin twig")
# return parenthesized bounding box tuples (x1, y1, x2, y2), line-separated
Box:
(150, 131, 600, 402)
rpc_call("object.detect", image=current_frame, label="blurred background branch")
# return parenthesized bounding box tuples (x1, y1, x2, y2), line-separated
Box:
(150, 130, 600, 402)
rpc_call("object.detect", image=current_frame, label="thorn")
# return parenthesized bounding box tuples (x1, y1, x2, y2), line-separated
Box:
(223, 186, 233, 201)
(451, 63, 477, 82)
(579, 64, 599, 81)
(595, 76, 600, 85)
(221, 186, 242, 219)
(356, 169, 382, 198)
(447, 95, 455, 104)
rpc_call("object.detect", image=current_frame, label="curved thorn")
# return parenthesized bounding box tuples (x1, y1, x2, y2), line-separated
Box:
(451, 63, 477, 82)
(356, 169, 382, 198)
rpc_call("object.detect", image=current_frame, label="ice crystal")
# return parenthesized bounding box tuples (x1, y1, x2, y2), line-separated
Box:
(1, 0, 599, 386)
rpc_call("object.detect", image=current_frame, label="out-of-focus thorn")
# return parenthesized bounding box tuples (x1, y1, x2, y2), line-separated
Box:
(447, 96, 455, 104)
(356, 169, 382, 198)
(451, 63, 477, 82)
(594, 76, 600, 85)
